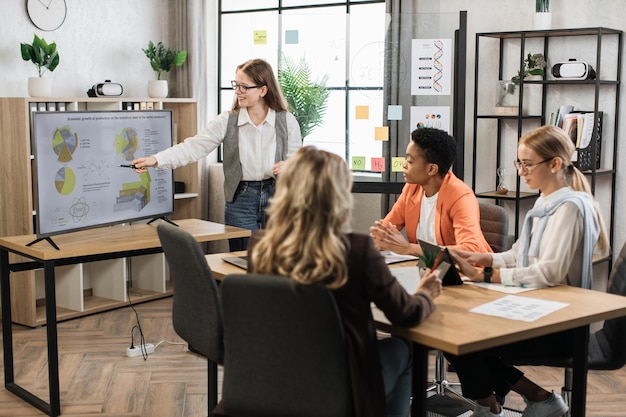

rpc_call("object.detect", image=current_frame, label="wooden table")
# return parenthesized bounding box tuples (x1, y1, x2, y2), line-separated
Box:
(0, 219, 250, 417)
(206, 253, 626, 417)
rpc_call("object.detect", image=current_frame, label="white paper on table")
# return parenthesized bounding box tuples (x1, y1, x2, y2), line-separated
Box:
(467, 282, 536, 294)
(469, 294, 569, 322)
(380, 250, 419, 264)
(390, 266, 422, 294)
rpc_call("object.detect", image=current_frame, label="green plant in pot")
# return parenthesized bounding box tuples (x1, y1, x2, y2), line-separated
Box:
(142, 41, 187, 98)
(278, 55, 330, 140)
(20, 34, 59, 97)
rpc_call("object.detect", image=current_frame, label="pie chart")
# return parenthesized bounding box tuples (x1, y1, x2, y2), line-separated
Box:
(54, 166, 76, 195)
(52, 126, 77, 163)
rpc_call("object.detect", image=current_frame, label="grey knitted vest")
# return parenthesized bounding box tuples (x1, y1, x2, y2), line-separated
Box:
(222, 111, 288, 202)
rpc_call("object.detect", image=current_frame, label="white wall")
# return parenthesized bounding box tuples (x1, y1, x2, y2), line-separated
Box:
(1, 0, 625, 254)
(1, 1, 174, 98)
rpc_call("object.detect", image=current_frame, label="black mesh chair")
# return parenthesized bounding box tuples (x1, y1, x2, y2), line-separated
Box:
(214, 273, 354, 417)
(156, 222, 224, 417)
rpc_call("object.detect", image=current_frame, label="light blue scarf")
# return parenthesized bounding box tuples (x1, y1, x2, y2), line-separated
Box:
(516, 188, 599, 289)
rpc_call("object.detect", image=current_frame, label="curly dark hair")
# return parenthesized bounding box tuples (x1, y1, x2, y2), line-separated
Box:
(410, 127, 456, 178)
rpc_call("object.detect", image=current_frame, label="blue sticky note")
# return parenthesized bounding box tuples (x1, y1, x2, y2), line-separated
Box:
(388, 105, 402, 120)
(285, 30, 299, 44)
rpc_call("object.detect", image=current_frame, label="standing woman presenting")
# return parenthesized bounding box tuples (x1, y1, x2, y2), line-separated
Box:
(133, 59, 302, 250)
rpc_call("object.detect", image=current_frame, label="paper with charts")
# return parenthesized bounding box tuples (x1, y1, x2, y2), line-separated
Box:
(470, 295, 569, 322)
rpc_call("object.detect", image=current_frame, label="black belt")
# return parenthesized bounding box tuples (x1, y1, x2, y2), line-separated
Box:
(240, 178, 275, 185)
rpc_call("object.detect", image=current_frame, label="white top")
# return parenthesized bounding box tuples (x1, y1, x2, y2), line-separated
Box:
(417, 192, 438, 244)
(153, 108, 302, 181)
(493, 188, 585, 288)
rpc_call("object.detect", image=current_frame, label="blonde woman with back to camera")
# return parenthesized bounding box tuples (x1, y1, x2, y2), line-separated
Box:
(247, 146, 443, 417)
(446, 125, 610, 417)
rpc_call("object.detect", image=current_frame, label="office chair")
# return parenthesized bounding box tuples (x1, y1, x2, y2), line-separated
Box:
(428, 203, 509, 402)
(156, 222, 224, 417)
(214, 273, 354, 417)
(506, 240, 626, 417)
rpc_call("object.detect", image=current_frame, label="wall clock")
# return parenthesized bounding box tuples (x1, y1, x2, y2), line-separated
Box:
(26, 0, 67, 31)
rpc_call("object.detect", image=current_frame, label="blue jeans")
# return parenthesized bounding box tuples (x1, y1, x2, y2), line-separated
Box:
(379, 337, 413, 417)
(225, 179, 275, 251)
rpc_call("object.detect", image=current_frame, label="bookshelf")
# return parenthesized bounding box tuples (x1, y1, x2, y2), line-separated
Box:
(0, 97, 200, 326)
(472, 27, 621, 274)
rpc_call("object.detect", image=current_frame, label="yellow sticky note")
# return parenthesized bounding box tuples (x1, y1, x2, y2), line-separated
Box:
(254, 30, 267, 45)
(391, 157, 405, 172)
(351, 156, 366, 171)
(374, 126, 389, 141)
(371, 157, 385, 172)
(355, 106, 369, 120)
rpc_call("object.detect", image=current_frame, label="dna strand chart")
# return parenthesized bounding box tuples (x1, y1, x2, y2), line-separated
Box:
(432, 39, 444, 93)
(411, 38, 451, 96)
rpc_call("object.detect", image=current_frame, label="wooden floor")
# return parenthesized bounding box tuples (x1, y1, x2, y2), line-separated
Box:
(1, 296, 625, 417)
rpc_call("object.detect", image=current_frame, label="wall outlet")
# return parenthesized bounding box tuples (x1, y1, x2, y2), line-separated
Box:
(126, 343, 155, 357)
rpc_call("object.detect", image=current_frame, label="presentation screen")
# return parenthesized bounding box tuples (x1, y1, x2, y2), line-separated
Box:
(32, 110, 175, 237)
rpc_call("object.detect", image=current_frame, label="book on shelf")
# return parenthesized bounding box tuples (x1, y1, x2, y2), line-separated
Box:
(552, 106, 603, 171)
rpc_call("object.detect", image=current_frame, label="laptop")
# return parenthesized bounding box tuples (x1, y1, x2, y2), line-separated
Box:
(417, 239, 463, 286)
(222, 255, 248, 270)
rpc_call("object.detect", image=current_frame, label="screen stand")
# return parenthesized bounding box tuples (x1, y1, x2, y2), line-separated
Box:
(147, 217, 178, 227)
(26, 236, 60, 250)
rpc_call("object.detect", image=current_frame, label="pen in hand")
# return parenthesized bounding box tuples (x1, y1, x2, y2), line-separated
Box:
(119, 164, 136, 169)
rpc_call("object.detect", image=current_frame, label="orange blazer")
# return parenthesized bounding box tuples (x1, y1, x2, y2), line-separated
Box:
(383, 171, 493, 253)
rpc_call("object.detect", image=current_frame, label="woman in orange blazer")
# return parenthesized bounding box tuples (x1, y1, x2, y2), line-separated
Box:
(370, 127, 492, 256)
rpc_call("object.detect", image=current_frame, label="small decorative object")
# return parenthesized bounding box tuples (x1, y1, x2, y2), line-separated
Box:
(142, 41, 187, 98)
(496, 167, 509, 194)
(533, 0, 552, 30)
(496, 53, 545, 116)
(20, 34, 60, 98)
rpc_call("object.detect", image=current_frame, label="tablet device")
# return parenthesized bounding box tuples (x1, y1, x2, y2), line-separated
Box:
(417, 239, 463, 286)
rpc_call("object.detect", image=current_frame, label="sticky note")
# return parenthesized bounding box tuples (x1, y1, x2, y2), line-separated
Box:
(352, 156, 366, 171)
(371, 157, 385, 172)
(254, 30, 267, 45)
(285, 30, 299, 44)
(387, 105, 402, 120)
(392, 157, 405, 172)
(355, 106, 369, 120)
(374, 126, 389, 141)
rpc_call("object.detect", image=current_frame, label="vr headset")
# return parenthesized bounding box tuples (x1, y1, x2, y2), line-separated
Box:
(87, 80, 123, 97)
(552, 59, 596, 80)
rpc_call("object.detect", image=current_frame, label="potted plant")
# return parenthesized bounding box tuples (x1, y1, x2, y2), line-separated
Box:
(142, 41, 187, 98)
(496, 52, 545, 116)
(278, 55, 330, 140)
(20, 34, 60, 98)
(534, 0, 551, 30)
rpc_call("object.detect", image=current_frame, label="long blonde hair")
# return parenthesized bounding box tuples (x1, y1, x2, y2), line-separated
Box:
(250, 147, 353, 288)
(520, 125, 610, 255)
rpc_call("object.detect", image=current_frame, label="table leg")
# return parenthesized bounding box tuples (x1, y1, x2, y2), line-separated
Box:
(411, 342, 429, 417)
(44, 261, 61, 417)
(570, 325, 589, 417)
(1, 249, 14, 386)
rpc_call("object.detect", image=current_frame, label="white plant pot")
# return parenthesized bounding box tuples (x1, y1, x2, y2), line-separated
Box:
(533, 12, 552, 30)
(28, 77, 52, 98)
(148, 80, 168, 98)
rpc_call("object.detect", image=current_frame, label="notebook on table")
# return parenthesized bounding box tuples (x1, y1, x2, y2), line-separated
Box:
(417, 239, 463, 286)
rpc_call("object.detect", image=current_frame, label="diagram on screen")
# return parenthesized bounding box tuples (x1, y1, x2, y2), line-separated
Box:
(69, 196, 90, 223)
(114, 171, 152, 212)
(115, 127, 139, 161)
(54, 166, 76, 195)
(52, 126, 78, 163)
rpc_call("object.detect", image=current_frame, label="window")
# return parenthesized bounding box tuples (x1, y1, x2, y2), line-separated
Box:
(218, 0, 386, 173)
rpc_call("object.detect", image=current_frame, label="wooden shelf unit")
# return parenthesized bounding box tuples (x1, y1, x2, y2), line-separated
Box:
(0, 97, 200, 326)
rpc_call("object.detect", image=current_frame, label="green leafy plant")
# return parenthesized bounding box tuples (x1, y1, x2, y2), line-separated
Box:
(536, 0, 550, 12)
(20, 35, 60, 77)
(511, 53, 546, 85)
(142, 41, 187, 80)
(278, 55, 330, 140)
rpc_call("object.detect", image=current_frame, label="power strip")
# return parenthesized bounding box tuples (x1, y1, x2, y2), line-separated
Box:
(126, 343, 155, 358)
